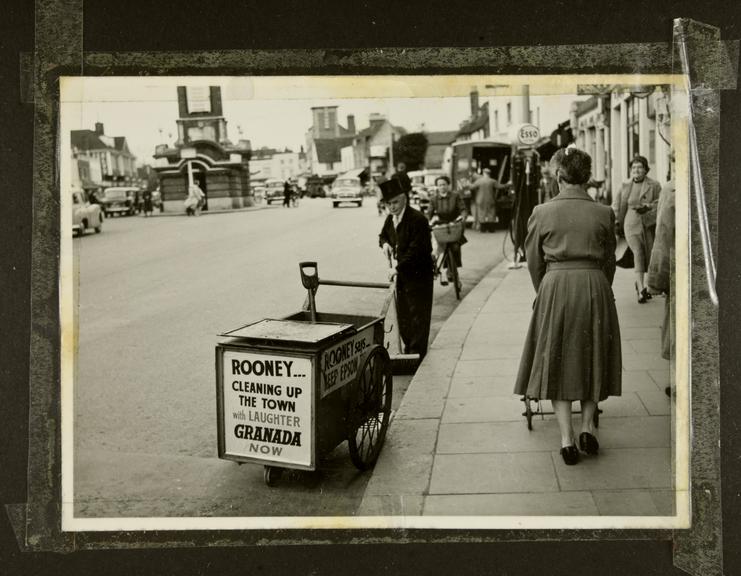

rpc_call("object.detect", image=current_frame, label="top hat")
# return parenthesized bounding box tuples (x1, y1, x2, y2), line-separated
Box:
(379, 178, 405, 202)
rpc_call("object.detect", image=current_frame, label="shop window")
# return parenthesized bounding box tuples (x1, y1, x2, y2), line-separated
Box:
(506, 103, 512, 126)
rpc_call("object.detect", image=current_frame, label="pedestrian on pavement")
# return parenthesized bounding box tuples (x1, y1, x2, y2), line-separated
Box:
(538, 162, 559, 204)
(428, 175, 467, 285)
(469, 168, 503, 232)
(283, 180, 292, 208)
(142, 189, 153, 217)
(613, 155, 662, 303)
(647, 153, 676, 396)
(184, 184, 204, 216)
(514, 147, 622, 466)
(378, 178, 434, 360)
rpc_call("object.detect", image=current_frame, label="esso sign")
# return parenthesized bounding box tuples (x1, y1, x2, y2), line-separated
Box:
(517, 124, 540, 146)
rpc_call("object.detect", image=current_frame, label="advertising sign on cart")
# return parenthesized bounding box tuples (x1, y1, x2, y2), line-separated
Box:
(219, 350, 313, 467)
(319, 325, 375, 398)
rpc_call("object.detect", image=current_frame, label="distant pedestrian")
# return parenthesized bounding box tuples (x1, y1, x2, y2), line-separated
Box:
(514, 147, 622, 466)
(613, 155, 662, 303)
(184, 184, 204, 216)
(538, 163, 559, 204)
(142, 189, 153, 217)
(469, 168, 503, 232)
(283, 180, 292, 207)
(378, 178, 434, 360)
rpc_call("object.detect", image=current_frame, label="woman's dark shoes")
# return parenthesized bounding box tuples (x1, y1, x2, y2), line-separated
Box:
(641, 287, 652, 301)
(579, 432, 600, 455)
(560, 444, 580, 465)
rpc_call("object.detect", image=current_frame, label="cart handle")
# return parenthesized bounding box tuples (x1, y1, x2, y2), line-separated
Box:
(317, 279, 391, 289)
(299, 261, 320, 291)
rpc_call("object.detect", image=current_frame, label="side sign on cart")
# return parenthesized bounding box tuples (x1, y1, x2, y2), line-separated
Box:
(320, 326, 374, 398)
(221, 350, 312, 466)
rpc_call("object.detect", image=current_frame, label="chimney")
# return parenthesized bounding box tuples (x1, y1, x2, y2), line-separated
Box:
(470, 88, 479, 118)
(369, 113, 385, 129)
(347, 115, 356, 134)
(95, 122, 104, 135)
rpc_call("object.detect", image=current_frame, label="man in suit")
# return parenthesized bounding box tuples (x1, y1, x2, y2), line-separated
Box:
(379, 178, 434, 359)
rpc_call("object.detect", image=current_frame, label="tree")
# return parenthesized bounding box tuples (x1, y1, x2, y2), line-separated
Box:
(392, 132, 428, 171)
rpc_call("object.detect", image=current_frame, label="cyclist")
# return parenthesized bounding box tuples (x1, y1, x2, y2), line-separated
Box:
(428, 175, 467, 286)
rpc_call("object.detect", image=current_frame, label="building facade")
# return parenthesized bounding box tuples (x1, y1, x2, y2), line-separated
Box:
(305, 106, 356, 178)
(153, 86, 252, 212)
(338, 113, 406, 176)
(572, 86, 673, 198)
(249, 148, 304, 182)
(70, 123, 138, 191)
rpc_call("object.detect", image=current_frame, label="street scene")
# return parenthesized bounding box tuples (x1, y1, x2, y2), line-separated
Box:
(62, 77, 681, 524)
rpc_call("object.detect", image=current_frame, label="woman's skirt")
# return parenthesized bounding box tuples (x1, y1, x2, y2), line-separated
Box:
(514, 262, 622, 402)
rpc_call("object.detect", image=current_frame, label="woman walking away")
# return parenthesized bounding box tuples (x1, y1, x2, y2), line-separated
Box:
(613, 155, 662, 303)
(514, 147, 622, 466)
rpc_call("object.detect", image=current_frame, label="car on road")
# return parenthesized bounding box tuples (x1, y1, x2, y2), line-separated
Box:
(71, 190, 103, 236)
(263, 179, 286, 204)
(100, 187, 139, 217)
(330, 170, 364, 208)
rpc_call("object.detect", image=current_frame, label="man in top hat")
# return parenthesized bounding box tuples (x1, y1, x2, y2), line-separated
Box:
(379, 178, 434, 359)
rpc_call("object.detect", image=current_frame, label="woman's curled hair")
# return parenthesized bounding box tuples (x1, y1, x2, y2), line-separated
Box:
(551, 147, 592, 185)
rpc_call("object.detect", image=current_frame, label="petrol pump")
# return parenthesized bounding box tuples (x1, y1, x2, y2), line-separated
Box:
(508, 124, 542, 268)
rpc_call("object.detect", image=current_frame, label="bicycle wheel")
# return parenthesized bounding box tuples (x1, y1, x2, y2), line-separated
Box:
(347, 345, 393, 471)
(448, 246, 462, 300)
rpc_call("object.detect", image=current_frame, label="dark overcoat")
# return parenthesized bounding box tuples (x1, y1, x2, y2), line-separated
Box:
(379, 206, 434, 358)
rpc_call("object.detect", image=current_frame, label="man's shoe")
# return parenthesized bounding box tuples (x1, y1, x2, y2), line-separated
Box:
(560, 445, 580, 465)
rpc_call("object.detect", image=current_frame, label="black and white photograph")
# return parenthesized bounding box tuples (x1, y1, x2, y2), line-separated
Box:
(60, 75, 689, 531)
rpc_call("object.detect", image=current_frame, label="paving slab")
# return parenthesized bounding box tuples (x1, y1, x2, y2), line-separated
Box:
(554, 447, 672, 491)
(424, 491, 599, 516)
(454, 358, 520, 377)
(591, 489, 664, 516)
(442, 395, 527, 423)
(448, 375, 518, 398)
(437, 420, 558, 454)
(429, 452, 559, 494)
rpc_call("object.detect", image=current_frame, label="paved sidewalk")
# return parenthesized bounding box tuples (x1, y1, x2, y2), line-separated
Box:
(359, 262, 673, 517)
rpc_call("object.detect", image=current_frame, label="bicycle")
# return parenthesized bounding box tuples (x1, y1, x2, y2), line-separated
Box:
(431, 219, 464, 300)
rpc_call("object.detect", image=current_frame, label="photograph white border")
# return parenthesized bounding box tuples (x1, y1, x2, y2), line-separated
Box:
(59, 74, 690, 532)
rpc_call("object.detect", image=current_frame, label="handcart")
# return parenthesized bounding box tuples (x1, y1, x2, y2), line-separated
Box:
(215, 262, 402, 486)
(521, 396, 602, 431)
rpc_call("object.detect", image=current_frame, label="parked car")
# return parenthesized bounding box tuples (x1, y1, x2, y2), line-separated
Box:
(71, 190, 103, 236)
(264, 179, 286, 204)
(100, 187, 139, 216)
(330, 170, 364, 207)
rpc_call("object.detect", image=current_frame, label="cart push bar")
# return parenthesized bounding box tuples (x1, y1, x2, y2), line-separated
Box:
(298, 261, 421, 372)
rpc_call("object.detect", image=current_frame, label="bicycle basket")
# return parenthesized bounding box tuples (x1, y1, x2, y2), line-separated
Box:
(432, 221, 463, 244)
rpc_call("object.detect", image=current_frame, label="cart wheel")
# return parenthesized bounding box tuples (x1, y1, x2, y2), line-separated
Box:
(347, 345, 393, 471)
(264, 465, 283, 487)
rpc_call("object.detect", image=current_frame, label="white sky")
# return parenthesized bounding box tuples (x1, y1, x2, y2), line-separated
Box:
(60, 75, 632, 166)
